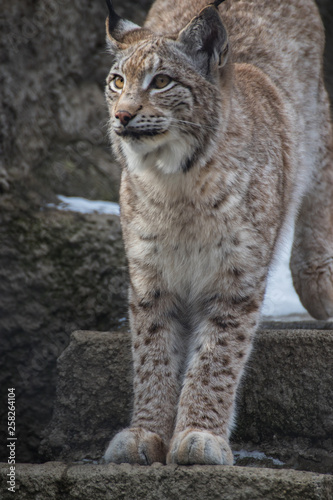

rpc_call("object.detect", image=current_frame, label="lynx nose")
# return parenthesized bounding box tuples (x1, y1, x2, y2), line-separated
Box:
(115, 110, 133, 126)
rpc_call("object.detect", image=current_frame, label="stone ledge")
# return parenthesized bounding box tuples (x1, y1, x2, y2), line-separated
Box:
(39, 328, 333, 473)
(0, 462, 332, 500)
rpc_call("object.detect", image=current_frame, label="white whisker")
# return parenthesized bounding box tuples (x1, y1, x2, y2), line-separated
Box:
(170, 118, 217, 132)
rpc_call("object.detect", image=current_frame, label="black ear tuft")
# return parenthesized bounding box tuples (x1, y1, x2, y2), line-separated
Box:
(105, 0, 140, 53)
(105, 0, 121, 34)
(211, 0, 227, 7)
(177, 5, 229, 80)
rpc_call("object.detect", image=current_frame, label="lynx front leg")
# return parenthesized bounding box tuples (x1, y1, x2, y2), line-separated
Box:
(290, 99, 333, 320)
(167, 298, 260, 465)
(104, 286, 182, 465)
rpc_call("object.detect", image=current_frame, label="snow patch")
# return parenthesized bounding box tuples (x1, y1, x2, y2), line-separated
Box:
(49, 195, 120, 216)
(233, 449, 285, 466)
(262, 232, 307, 318)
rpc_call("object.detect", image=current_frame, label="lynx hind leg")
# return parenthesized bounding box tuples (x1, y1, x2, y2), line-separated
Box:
(290, 104, 333, 320)
(104, 427, 166, 465)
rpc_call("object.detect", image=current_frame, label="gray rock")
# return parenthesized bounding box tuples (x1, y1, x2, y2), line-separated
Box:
(41, 328, 333, 473)
(0, 462, 332, 500)
(0, 0, 154, 200)
(234, 329, 333, 473)
(39, 330, 133, 462)
(1, 0, 113, 199)
(0, 208, 128, 463)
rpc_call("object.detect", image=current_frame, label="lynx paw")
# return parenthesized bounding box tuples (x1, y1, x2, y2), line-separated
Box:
(291, 258, 333, 320)
(166, 429, 233, 465)
(104, 427, 166, 465)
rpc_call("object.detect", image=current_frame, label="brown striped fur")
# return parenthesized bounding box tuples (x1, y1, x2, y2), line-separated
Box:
(103, 0, 333, 465)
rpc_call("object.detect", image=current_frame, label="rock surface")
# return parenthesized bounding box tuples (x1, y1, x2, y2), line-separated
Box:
(39, 330, 133, 462)
(234, 329, 333, 473)
(0, 208, 128, 462)
(40, 328, 333, 474)
(0, 462, 332, 500)
(1, 0, 154, 202)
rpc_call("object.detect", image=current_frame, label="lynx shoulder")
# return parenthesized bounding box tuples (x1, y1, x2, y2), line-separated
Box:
(103, 0, 333, 465)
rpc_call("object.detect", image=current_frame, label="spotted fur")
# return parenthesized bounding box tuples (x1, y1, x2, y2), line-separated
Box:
(103, 0, 333, 465)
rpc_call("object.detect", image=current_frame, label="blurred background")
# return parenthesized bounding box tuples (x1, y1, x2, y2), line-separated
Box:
(0, 0, 332, 463)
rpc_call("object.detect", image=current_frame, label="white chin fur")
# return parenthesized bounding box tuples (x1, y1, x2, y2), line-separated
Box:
(120, 131, 195, 175)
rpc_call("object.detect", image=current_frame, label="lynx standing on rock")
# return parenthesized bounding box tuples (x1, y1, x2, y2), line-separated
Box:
(103, 0, 333, 465)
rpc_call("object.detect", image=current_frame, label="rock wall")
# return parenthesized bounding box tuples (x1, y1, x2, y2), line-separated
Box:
(0, 0, 152, 201)
(0, 208, 128, 462)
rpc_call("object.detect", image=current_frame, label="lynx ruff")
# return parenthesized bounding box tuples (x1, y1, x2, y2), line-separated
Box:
(103, 0, 333, 465)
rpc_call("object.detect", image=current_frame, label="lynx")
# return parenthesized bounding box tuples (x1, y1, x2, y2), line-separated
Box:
(103, 0, 333, 465)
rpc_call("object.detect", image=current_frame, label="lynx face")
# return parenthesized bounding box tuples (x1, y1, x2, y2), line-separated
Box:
(105, 9, 229, 174)
(106, 42, 198, 172)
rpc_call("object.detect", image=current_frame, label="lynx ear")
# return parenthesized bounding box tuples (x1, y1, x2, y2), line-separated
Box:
(105, 0, 140, 53)
(177, 3, 229, 79)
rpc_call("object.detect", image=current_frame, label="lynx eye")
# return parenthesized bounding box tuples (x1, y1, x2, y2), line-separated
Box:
(110, 75, 125, 92)
(152, 74, 172, 90)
